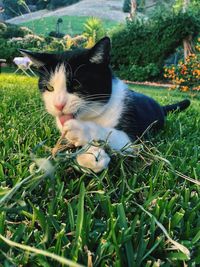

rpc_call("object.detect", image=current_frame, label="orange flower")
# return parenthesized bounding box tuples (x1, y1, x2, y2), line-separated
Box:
(181, 86, 189, 92)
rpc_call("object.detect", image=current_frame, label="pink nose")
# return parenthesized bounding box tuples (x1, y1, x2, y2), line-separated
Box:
(55, 103, 65, 111)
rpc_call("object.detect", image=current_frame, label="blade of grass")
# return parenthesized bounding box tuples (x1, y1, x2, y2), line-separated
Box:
(0, 234, 84, 267)
(72, 182, 85, 262)
(134, 202, 190, 259)
(117, 203, 135, 267)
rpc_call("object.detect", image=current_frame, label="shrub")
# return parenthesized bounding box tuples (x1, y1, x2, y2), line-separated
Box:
(164, 43, 200, 92)
(123, 0, 131, 12)
(1, 30, 45, 63)
(3, 0, 27, 18)
(116, 63, 160, 82)
(0, 23, 29, 39)
(0, 38, 19, 64)
(82, 17, 105, 48)
(111, 11, 200, 81)
(122, 0, 144, 13)
(49, 31, 65, 38)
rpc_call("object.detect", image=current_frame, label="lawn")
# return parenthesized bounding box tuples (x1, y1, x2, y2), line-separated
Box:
(20, 15, 117, 36)
(0, 74, 200, 266)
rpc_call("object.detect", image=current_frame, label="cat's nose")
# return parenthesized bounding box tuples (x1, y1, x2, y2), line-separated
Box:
(55, 103, 65, 111)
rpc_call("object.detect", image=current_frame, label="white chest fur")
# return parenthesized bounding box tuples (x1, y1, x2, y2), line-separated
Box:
(82, 79, 127, 128)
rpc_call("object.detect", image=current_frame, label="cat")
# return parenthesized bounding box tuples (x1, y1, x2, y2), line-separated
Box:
(20, 37, 190, 173)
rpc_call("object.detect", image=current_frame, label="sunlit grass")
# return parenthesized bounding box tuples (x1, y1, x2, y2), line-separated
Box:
(20, 15, 118, 36)
(0, 74, 200, 266)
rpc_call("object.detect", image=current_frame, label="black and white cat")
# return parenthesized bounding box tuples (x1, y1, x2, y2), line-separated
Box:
(20, 37, 190, 172)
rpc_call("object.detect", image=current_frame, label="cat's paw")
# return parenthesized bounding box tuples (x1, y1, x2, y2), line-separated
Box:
(62, 119, 91, 146)
(76, 146, 110, 173)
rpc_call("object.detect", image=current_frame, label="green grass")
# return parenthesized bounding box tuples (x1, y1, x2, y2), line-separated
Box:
(20, 15, 117, 36)
(0, 74, 200, 266)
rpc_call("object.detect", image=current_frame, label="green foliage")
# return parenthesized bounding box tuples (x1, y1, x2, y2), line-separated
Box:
(0, 23, 35, 63)
(111, 11, 200, 81)
(0, 74, 200, 266)
(123, 0, 131, 12)
(0, 39, 19, 64)
(164, 52, 200, 92)
(122, 0, 145, 13)
(3, 0, 27, 18)
(116, 63, 160, 81)
(20, 15, 116, 37)
(0, 22, 32, 39)
(83, 17, 106, 48)
(173, 0, 200, 13)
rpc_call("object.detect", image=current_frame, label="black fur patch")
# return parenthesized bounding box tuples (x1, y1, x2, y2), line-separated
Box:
(116, 89, 165, 140)
(20, 37, 112, 103)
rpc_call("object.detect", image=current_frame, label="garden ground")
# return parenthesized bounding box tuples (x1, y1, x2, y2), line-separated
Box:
(0, 74, 200, 266)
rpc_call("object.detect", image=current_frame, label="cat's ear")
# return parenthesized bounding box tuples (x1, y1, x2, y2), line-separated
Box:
(89, 37, 111, 64)
(19, 49, 55, 67)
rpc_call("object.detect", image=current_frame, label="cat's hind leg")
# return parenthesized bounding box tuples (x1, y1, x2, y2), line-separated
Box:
(76, 145, 110, 173)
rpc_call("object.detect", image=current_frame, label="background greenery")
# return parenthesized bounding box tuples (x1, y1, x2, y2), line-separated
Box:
(0, 74, 199, 266)
(111, 10, 200, 81)
(20, 16, 117, 37)
(0, 17, 116, 63)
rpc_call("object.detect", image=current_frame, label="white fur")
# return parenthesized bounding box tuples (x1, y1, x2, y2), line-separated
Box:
(87, 79, 127, 128)
(62, 119, 130, 150)
(90, 51, 104, 64)
(76, 146, 110, 173)
(43, 64, 83, 117)
(43, 66, 131, 172)
(89, 43, 105, 64)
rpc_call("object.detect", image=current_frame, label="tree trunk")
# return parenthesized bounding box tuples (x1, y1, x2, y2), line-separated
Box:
(129, 0, 137, 20)
(183, 0, 191, 61)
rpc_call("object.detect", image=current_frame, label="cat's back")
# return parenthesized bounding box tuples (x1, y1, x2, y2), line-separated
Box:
(116, 88, 165, 139)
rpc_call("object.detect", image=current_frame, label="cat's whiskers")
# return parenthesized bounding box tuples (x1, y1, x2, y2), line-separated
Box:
(74, 64, 86, 76)
(64, 62, 73, 80)
(80, 94, 111, 101)
(41, 65, 51, 77)
(76, 102, 104, 117)
(36, 66, 50, 78)
(73, 78, 82, 86)
(39, 79, 49, 86)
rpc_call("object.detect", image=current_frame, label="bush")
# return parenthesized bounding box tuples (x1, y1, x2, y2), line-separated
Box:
(3, 0, 27, 18)
(0, 22, 30, 39)
(164, 44, 200, 92)
(0, 38, 19, 63)
(116, 63, 160, 82)
(49, 31, 65, 38)
(123, 0, 131, 12)
(82, 17, 106, 48)
(122, 0, 144, 13)
(111, 11, 200, 81)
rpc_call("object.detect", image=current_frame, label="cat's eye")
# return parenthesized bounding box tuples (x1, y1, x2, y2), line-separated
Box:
(45, 84, 54, 92)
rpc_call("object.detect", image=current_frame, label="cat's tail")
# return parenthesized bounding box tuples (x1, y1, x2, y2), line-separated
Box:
(163, 99, 191, 115)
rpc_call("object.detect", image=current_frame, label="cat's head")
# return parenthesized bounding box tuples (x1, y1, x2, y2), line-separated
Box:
(20, 37, 112, 120)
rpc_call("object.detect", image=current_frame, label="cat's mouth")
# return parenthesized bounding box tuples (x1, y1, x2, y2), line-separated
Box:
(59, 114, 74, 126)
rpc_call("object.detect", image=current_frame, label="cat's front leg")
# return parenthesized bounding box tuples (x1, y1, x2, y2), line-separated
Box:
(76, 145, 110, 173)
(61, 119, 131, 150)
(62, 119, 93, 147)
